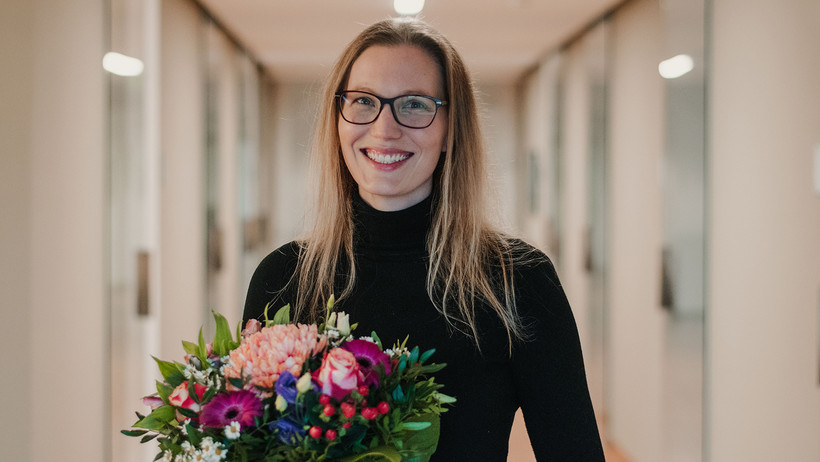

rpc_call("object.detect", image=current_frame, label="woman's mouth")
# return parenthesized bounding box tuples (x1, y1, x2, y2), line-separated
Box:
(362, 148, 412, 165)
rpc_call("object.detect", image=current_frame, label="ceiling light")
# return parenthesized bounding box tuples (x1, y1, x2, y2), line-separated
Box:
(658, 54, 694, 79)
(394, 0, 425, 16)
(103, 52, 144, 77)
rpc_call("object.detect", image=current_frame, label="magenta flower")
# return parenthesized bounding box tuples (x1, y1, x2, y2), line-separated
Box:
(199, 390, 263, 428)
(341, 339, 391, 387)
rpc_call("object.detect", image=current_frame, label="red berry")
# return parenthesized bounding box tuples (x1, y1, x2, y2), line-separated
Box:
(377, 401, 390, 414)
(342, 422, 352, 429)
(341, 402, 356, 418)
(325, 429, 337, 441)
(361, 407, 378, 420)
(319, 394, 331, 405)
(323, 404, 335, 416)
(358, 385, 370, 396)
(309, 426, 322, 438)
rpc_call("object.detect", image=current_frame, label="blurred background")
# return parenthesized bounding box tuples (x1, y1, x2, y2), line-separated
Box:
(1, 0, 819, 461)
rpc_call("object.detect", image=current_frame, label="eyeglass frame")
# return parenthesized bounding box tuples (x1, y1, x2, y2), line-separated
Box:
(335, 90, 448, 129)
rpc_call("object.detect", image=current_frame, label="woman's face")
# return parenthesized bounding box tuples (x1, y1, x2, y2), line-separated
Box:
(338, 44, 448, 211)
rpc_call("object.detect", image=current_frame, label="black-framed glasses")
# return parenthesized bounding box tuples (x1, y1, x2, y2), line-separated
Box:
(335, 90, 448, 129)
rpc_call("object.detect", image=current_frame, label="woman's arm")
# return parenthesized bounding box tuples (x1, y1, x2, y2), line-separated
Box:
(511, 253, 605, 460)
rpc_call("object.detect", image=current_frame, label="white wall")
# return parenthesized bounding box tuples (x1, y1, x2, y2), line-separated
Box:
(708, 0, 820, 460)
(0, 1, 107, 461)
(159, 0, 207, 369)
(606, 1, 667, 460)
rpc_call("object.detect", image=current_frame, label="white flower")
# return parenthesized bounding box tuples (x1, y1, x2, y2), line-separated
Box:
(358, 336, 374, 343)
(199, 437, 215, 456)
(161, 451, 174, 462)
(225, 421, 241, 439)
(275, 394, 288, 412)
(210, 443, 227, 461)
(181, 441, 194, 454)
(336, 312, 351, 336)
(180, 419, 191, 435)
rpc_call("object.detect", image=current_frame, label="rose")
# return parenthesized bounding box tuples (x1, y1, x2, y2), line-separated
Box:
(314, 348, 362, 400)
(168, 381, 208, 413)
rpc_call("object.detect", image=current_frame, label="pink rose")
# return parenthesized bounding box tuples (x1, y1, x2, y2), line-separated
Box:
(314, 348, 362, 400)
(168, 381, 208, 413)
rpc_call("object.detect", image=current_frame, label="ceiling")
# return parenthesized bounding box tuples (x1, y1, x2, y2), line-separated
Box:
(196, 0, 622, 84)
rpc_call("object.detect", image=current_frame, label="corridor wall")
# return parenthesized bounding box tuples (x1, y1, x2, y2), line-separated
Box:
(708, 0, 820, 460)
(0, 1, 107, 461)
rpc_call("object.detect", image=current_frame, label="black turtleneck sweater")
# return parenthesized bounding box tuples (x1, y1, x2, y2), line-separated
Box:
(243, 195, 604, 461)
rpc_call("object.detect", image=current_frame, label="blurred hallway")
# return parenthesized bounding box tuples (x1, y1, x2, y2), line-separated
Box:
(2, 0, 819, 461)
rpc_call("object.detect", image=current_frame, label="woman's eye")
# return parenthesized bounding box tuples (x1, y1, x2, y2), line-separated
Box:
(401, 97, 432, 112)
(352, 96, 376, 107)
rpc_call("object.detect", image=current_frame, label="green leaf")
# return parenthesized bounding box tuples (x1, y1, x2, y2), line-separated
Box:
(133, 405, 176, 431)
(156, 381, 175, 402)
(271, 304, 291, 325)
(176, 406, 199, 419)
(212, 310, 239, 356)
(140, 433, 159, 443)
(121, 429, 148, 437)
(153, 357, 185, 386)
(409, 346, 419, 364)
(419, 348, 435, 364)
(433, 392, 456, 404)
(399, 422, 431, 431)
(371, 330, 382, 349)
(400, 414, 440, 462)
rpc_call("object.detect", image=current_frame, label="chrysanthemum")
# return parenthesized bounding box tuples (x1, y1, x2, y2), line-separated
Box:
(199, 390, 263, 428)
(223, 324, 327, 396)
(342, 339, 391, 387)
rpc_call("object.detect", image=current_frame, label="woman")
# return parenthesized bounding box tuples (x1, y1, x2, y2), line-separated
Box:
(244, 17, 604, 460)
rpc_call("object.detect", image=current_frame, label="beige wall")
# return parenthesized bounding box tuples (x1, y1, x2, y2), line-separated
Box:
(0, 1, 35, 460)
(607, 0, 667, 460)
(0, 0, 107, 461)
(708, 0, 820, 460)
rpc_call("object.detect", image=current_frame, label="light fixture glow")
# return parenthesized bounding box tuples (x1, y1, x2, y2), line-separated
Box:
(394, 0, 425, 16)
(103, 52, 144, 77)
(658, 54, 694, 79)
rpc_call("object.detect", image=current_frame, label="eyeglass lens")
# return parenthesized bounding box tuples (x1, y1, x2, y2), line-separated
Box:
(338, 91, 442, 129)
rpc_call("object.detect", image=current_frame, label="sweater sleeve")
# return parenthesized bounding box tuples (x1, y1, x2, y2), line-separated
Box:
(242, 241, 301, 324)
(511, 252, 605, 460)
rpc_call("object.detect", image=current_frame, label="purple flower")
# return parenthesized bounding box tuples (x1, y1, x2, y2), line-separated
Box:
(341, 339, 391, 387)
(275, 371, 298, 404)
(272, 417, 305, 445)
(199, 390, 263, 428)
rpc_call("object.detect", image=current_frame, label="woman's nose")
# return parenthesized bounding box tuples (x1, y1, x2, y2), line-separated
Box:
(369, 104, 402, 139)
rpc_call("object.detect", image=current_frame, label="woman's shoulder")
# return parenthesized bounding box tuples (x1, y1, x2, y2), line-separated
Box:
(256, 240, 302, 271)
(243, 240, 303, 322)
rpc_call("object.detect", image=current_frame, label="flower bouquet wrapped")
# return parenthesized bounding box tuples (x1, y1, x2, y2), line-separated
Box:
(123, 297, 454, 462)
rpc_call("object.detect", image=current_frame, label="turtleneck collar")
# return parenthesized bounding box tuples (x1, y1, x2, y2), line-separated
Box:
(352, 192, 433, 253)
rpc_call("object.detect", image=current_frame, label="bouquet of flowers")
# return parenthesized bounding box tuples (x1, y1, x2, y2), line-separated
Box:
(123, 297, 454, 462)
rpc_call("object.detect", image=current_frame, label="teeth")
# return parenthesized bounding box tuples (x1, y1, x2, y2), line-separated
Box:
(365, 150, 410, 164)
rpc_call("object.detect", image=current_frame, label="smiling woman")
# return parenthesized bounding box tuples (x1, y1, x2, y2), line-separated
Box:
(243, 17, 605, 461)
(337, 44, 448, 211)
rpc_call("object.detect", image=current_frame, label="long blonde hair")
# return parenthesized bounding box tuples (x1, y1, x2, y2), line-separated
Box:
(293, 17, 528, 350)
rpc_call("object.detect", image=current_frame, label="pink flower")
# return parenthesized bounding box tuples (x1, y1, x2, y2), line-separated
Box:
(314, 348, 362, 401)
(199, 390, 263, 428)
(141, 395, 164, 411)
(223, 323, 327, 397)
(341, 339, 391, 387)
(242, 319, 262, 338)
(168, 382, 208, 413)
